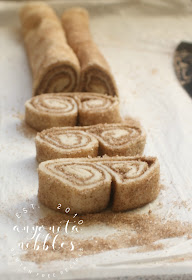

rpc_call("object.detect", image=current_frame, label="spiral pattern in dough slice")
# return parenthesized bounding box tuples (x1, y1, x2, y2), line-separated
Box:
(101, 157, 160, 212)
(80, 66, 118, 97)
(38, 156, 160, 214)
(30, 94, 77, 114)
(104, 160, 148, 180)
(25, 94, 78, 131)
(38, 161, 112, 214)
(87, 123, 146, 156)
(36, 128, 99, 162)
(77, 93, 121, 126)
(37, 65, 78, 94)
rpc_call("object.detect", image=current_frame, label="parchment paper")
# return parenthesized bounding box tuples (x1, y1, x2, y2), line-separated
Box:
(0, 0, 192, 279)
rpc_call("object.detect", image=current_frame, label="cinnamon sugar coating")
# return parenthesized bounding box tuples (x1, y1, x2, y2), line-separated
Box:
(25, 92, 121, 131)
(20, 2, 80, 95)
(38, 156, 160, 214)
(62, 7, 118, 97)
(35, 123, 146, 162)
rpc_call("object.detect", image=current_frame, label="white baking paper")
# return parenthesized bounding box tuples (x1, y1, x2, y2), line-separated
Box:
(0, 1, 192, 279)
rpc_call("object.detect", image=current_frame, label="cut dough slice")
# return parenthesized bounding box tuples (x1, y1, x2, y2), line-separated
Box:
(36, 128, 99, 162)
(87, 123, 146, 157)
(25, 93, 78, 131)
(76, 93, 121, 126)
(38, 161, 112, 214)
(100, 157, 160, 212)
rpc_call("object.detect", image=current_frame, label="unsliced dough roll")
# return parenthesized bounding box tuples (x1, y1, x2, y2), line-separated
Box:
(25, 92, 121, 131)
(62, 7, 118, 97)
(38, 156, 160, 214)
(36, 123, 146, 162)
(20, 2, 80, 95)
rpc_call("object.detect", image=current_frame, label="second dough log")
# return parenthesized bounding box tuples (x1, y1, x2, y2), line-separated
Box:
(62, 7, 118, 97)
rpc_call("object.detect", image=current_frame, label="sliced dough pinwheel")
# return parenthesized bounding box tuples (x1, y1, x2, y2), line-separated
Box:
(25, 92, 121, 131)
(25, 94, 78, 131)
(36, 129, 99, 162)
(87, 123, 146, 157)
(38, 161, 112, 214)
(100, 157, 159, 212)
(38, 156, 160, 214)
(35, 123, 146, 162)
(77, 93, 120, 126)
(20, 2, 80, 95)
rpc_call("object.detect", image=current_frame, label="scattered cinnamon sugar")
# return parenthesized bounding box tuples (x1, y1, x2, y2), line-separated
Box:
(133, 242, 164, 253)
(160, 184, 166, 190)
(122, 116, 141, 128)
(152, 68, 158, 75)
(16, 120, 36, 139)
(12, 112, 25, 121)
(12, 111, 36, 138)
(168, 254, 192, 263)
(21, 211, 192, 264)
(172, 199, 192, 211)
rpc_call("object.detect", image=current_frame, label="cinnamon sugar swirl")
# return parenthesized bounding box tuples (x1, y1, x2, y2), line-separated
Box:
(38, 156, 160, 214)
(20, 2, 80, 95)
(36, 124, 146, 162)
(61, 8, 118, 97)
(25, 93, 121, 131)
(36, 128, 99, 162)
(25, 94, 78, 131)
(100, 157, 160, 212)
(77, 93, 121, 125)
(87, 123, 146, 157)
(38, 161, 112, 214)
